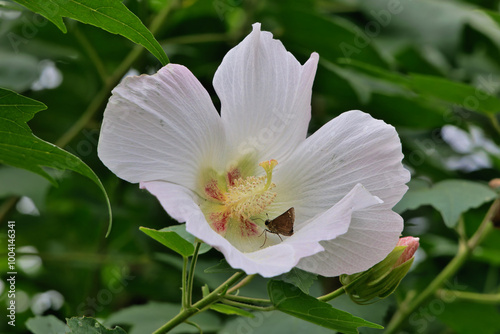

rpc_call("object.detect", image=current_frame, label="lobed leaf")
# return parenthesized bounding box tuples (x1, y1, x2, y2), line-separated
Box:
(395, 179, 497, 228)
(0, 88, 112, 233)
(12, 0, 168, 65)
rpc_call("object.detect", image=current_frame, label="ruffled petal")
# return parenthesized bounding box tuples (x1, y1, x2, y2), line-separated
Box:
(141, 181, 381, 277)
(213, 23, 318, 163)
(98, 64, 225, 190)
(297, 208, 403, 276)
(274, 110, 410, 228)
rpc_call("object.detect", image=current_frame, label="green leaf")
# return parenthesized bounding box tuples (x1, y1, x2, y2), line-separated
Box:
(210, 303, 255, 318)
(409, 74, 500, 115)
(277, 268, 317, 294)
(0, 52, 40, 92)
(67, 317, 126, 333)
(0, 88, 112, 233)
(268, 280, 383, 333)
(12, 0, 168, 65)
(165, 224, 212, 255)
(436, 300, 500, 334)
(140, 226, 194, 257)
(204, 259, 239, 274)
(0, 166, 51, 210)
(26, 315, 68, 334)
(104, 302, 221, 334)
(483, 9, 500, 32)
(140, 225, 211, 257)
(395, 179, 497, 228)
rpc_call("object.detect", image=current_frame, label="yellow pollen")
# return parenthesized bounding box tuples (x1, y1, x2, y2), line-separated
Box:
(223, 160, 278, 219)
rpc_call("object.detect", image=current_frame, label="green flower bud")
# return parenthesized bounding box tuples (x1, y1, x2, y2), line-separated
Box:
(340, 237, 419, 304)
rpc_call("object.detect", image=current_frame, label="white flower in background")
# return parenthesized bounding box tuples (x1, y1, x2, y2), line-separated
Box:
(442, 124, 500, 172)
(98, 23, 410, 277)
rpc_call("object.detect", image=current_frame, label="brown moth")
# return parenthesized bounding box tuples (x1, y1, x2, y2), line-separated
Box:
(260, 207, 295, 247)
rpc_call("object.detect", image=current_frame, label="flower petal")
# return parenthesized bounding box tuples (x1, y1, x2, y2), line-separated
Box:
(213, 23, 319, 163)
(275, 110, 410, 227)
(141, 181, 382, 277)
(98, 64, 225, 190)
(297, 208, 404, 276)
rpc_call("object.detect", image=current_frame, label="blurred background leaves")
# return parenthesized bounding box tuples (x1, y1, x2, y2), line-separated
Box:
(1, 0, 499, 333)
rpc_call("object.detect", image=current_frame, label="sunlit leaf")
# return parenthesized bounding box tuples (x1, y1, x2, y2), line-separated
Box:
(12, 0, 169, 65)
(268, 280, 383, 333)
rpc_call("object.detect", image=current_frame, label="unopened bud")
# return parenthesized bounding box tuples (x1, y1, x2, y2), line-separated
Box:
(340, 236, 419, 304)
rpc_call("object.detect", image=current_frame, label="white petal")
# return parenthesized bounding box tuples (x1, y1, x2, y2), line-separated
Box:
(98, 64, 225, 190)
(297, 207, 403, 276)
(213, 23, 319, 163)
(141, 181, 381, 277)
(274, 110, 410, 227)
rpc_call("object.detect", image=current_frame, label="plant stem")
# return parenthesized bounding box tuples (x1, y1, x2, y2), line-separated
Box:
(181, 256, 189, 309)
(436, 289, 500, 304)
(186, 242, 202, 306)
(73, 24, 108, 83)
(385, 198, 500, 334)
(0, 196, 19, 224)
(227, 274, 255, 293)
(220, 298, 275, 312)
(152, 271, 246, 334)
(317, 285, 346, 302)
(224, 294, 272, 305)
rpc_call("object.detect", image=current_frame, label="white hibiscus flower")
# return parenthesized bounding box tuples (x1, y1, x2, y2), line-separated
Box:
(98, 23, 410, 277)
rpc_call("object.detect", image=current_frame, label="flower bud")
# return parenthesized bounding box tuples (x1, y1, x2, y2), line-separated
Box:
(340, 236, 419, 304)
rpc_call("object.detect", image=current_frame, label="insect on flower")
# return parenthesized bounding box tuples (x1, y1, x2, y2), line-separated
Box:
(260, 207, 295, 247)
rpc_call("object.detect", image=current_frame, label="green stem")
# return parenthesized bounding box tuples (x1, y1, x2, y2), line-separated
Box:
(152, 271, 246, 334)
(224, 294, 271, 305)
(489, 114, 500, 135)
(186, 242, 202, 306)
(73, 25, 108, 83)
(317, 285, 346, 302)
(227, 274, 255, 293)
(0, 197, 19, 224)
(184, 321, 203, 334)
(181, 256, 189, 309)
(220, 298, 275, 311)
(436, 289, 500, 304)
(385, 198, 500, 334)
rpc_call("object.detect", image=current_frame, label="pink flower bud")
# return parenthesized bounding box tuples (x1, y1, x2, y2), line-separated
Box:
(394, 236, 419, 267)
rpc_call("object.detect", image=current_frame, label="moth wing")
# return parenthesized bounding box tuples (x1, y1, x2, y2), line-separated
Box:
(272, 207, 295, 236)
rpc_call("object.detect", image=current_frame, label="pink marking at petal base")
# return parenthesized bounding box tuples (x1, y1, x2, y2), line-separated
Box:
(240, 218, 259, 237)
(204, 179, 225, 201)
(227, 168, 241, 187)
(209, 211, 229, 234)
